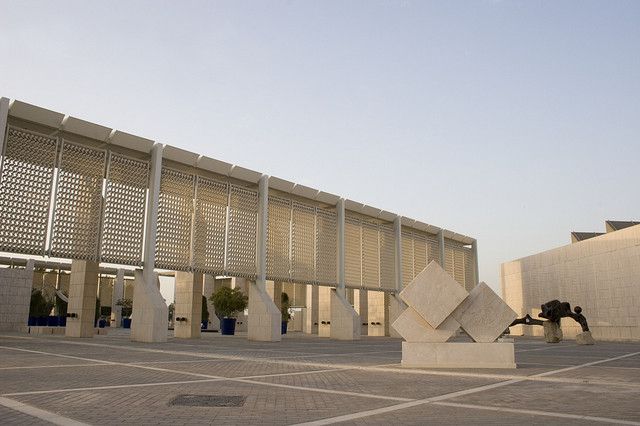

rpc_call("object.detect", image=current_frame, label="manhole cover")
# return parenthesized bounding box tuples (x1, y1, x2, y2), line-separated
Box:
(170, 394, 246, 407)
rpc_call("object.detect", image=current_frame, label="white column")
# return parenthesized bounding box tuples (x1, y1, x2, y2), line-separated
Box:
(143, 143, 162, 289)
(110, 269, 124, 327)
(394, 216, 402, 292)
(437, 229, 445, 267)
(387, 215, 405, 338)
(472, 239, 479, 286)
(131, 142, 168, 343)
(248, 174, 280, 341)
(0, 97, 9, 157)
(336, 198, 346, 296)
(330, 198, 359, 340)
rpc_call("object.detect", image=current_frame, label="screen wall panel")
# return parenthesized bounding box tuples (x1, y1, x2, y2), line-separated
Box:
(361, 220, 380, 289)
(0, 127, 57, 255)
(193, 177, 228, 274)
(315, 207, 337, 285)
(267, 196, 291, 282)
(344, 216, 361, 288)
(379, 223, 396, 290)
(291, 202, 315, 283)
(50, 141, 106, 260)
(155, 167, 194, 270)
(226, 185, 257, 278)
(101, 153, 148, 265)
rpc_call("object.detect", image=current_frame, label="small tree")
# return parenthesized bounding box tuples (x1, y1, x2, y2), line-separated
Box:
(116, 298, 133, 318)
(30, 289, 54, 317)
(210, 287, 247, 318)
(201, 295, 210, 323)
(281, 292, 291, 322)
(168, 303, 175, 322)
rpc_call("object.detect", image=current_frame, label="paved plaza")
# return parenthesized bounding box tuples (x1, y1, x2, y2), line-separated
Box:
(0, 331, 638, 425)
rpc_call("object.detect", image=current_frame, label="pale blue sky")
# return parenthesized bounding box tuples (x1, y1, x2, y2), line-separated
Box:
(1, 1, 638, 293)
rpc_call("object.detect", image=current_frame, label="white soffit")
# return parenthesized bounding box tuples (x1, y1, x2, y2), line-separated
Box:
(197, 156, 233, 176)
(292, 184, 319, 200)
(269, 176, 296, 193)
(315, 191, 340, 205)
(344, 199, 364, 212)
(109, 130, 154, 153)
(229, 165, 262, 183)
(163, 145, 199, 166)
(63, 116, 112, 141)
(401, 216, 416, 228)
(10, 100, 64, 129)
(442, 229, 457, 240)
(378, 210, 396, 222)
(413, 221, 430, 232)
(361, 205, 382, 218)
(425, 224, 441, 234)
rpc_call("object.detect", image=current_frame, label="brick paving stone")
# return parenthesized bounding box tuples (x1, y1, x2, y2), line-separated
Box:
(1, 332, 639, 425)
(0, 405, 52, 426)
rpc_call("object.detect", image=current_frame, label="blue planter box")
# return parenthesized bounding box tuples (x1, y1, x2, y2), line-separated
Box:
(122, 318, 132, 328)
(220, 318, 236, 335)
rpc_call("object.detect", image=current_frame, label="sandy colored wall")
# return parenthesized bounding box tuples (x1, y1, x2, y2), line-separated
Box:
(502, 225, 640, 341)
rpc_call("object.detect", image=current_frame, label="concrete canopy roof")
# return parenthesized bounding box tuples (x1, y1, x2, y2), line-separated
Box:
(4, 97, 477, 245)
(9, 100, 65, 129)
(63, 116, 113, 142)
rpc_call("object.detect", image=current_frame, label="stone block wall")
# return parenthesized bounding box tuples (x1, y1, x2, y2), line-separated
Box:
(0, 261, 34, 331)
(502, 225, 640, 341)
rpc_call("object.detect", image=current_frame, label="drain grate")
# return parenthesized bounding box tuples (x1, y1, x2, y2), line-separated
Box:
(170, 394, 246, 407)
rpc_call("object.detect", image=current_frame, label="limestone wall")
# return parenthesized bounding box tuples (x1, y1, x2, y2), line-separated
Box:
(502, 225, 640, 341)
(0, 261, 34, 331)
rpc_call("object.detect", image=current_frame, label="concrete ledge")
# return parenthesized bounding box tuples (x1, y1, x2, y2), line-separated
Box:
(401, 342, 516, 369)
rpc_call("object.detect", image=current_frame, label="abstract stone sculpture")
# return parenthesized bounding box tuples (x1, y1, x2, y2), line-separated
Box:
(509, 300, 594, 345)
(393, 261, 517, 369)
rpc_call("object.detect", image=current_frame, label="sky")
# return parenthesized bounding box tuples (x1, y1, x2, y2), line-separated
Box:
(1, 1, 639, 294)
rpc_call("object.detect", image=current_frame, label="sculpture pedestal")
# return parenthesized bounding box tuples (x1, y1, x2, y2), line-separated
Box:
(401, 342, 516, 369)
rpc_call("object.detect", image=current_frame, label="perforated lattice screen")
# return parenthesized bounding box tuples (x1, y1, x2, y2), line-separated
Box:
(361, 221, 379, 289)
(344, 216, 361, 288)
(315, 207, 337, 285)
(413, 231, 427, 276)
(401, 228, 414, 287)
(0, 127, 57, 255)
(226, 185, 257, 278)
(463, 246, 476, 290)
(444, 238, 467, 287)
(426, 233, 440, 265)
(101, 153, 148, 265)
(193, 177, 228, 274)
(50, 141, 105, 260)
(266, 196, 291, 281)
(379, 223, 395, 290)
(156, 167, 194, 270)
(291, 202, 315, 283)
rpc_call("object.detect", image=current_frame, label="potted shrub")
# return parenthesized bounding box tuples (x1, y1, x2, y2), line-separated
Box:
(201, 295, 210, 330)
(210, 287, 247, 335)
(29, 289, 54, 327)
(281, 292, 291, 335)
(116, 298, 133, 328)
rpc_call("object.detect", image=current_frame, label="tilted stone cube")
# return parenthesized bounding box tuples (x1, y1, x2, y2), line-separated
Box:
(399, 261, 469, 329)
(451, 282, 517, 343)
(392, 306, 459, 343)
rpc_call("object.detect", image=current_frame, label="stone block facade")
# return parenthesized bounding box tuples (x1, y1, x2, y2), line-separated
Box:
(502, 224, 640, 341)
(0, 261, 34, 331)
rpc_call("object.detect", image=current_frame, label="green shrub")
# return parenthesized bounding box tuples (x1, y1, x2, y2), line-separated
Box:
(210, 287, 247, 318)
(29, 289, 54, 317)
(116, 298, 133, 318)
(281, 292, 291, 322)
